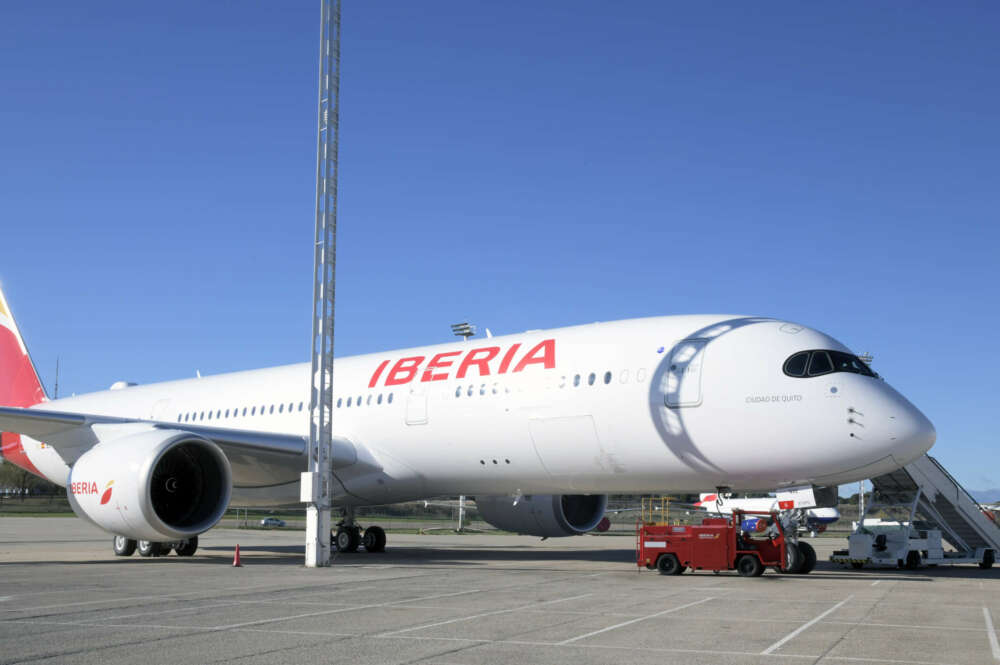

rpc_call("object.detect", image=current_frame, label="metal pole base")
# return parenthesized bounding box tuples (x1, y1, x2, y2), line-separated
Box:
(305, 504, 332, 567)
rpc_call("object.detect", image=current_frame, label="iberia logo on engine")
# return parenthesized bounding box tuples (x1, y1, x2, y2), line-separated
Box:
(71, 480, 114, 505)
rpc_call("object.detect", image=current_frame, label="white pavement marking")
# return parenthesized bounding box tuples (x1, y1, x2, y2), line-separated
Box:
(215, 588, 480, 631)
(556, 597, 714, 645)
(0, 617, 964, 664)
(381, 593, 593, 636)
(984, 607, 1000, 661)
(870, 580, 881, 586)
(761, 595, 853, 655)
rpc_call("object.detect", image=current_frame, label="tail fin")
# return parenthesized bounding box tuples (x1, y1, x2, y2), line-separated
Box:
(0, 286, 47, 408)
(0, 285, 47, 474)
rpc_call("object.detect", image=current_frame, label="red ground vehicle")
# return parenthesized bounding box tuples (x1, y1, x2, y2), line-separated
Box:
(637, 508, 814, 576)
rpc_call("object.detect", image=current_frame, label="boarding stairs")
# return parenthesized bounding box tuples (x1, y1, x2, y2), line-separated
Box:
(870, 454, 1000, 555)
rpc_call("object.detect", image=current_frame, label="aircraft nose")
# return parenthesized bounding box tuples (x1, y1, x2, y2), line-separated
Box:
(889, 403, 937, 459)
(884, 393, 936, 463)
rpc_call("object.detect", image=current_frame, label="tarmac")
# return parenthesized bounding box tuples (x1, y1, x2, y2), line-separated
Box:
(1, 517, 999, 664)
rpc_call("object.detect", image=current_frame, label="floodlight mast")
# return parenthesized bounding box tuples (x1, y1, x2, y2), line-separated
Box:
(304, 0, 341, 568)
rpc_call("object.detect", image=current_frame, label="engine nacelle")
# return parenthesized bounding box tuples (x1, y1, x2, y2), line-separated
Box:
(67, 429, 232, 542)
(476, 494, 608, 537)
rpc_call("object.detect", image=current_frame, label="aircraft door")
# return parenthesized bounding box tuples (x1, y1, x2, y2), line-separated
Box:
(405, 387, 428, 425)
(664, 339, 708, 408)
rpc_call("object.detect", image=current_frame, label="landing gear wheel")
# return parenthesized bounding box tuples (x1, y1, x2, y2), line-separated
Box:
(175, 536, 198, 557)
(796, 542, 817, 574)
(137, 540, 164, 557)
(656, 553, 682, 575)
(851, 562, 865, 569)
(335, 527, 360, 553)
(113, 536, 136, 557)
(737, 554, 763, 577)
(780, 542, 803, 574)
(980, 550, 995, 570)
(362, 526, 387, 553)
(905, 550, 921, 570)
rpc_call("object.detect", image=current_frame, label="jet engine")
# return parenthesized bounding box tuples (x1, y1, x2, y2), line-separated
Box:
(67, 429, 232, 542)
(475, 494, 608, 537)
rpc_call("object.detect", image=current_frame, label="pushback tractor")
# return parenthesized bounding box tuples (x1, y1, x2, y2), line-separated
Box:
(636, 498, 816, 577)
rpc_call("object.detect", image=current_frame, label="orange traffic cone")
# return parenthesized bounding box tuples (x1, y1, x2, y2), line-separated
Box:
(233, 544, 243, 567)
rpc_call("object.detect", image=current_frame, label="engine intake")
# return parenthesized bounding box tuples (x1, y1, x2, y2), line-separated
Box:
(67, 429, 232, 542)
(476, 494, 608, 537)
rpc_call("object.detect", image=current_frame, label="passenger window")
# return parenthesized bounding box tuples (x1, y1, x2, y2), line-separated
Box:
(455, 387, 461, 398)
(467, 385, 474, 397)
(620, 369, 629, 383)
(479, 384, 486, 396)
(573, 374, 581, 387)
(783, 352, 809, 377)
(637, 368, 647, 382)
(559, 376, 566, 388)
(336, 398, 342, 408)
(388, 393, 394, 404)
(251, 407, 256, 416)
(357, 395, 362, 405)
(367, 395, 372, 406)
(279, 404, 284, 413)
(808, 351, 834, 376)
(604, 371, 611, 384)
(224, 409, 230, 418)
(588, 373, 596, 386)
(242, 407, 247, 416)
(492, 383, 498, 395)
(347, 397, 352, 407)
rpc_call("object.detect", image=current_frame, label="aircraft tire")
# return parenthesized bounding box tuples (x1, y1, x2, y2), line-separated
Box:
(905, 550, 921, 570)
(137, 540, 164, 557)
(113, 536, 136, 557)
(780, 542, 803, 574)
(656, 553, 682, 575)
(980, 550, 995, 570)
(335, 527, 360, 553)
(175, 537, 198, 557)
(363, 526, 386, 553)
(796, 542, 817, 574)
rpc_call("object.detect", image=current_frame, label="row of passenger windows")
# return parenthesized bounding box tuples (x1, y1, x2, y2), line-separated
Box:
(783, 350, 878, 379)
(337, 393, 394, 408)
(177, 401, 307, 423)
(175, 392, 399, 422)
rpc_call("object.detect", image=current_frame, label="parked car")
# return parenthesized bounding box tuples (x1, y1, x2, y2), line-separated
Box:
(259, 517, 286, 528)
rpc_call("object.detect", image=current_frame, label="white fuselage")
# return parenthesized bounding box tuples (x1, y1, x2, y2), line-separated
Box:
(21, 315, 936, 506)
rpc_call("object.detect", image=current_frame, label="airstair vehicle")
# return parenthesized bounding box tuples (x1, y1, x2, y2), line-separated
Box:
(831, 454, 1000, 569)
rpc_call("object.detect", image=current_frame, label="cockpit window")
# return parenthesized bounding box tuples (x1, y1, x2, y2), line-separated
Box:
(783, 352, 809, 377)
(807, 351, 833, 376)
(783, 350, 878, 379)
(829, 350, 877, 377)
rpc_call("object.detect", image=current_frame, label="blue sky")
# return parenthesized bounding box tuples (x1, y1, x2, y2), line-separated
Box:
(1, 2, 997, 490)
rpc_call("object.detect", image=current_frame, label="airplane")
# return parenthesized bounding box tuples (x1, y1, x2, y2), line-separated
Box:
(0, 286, 935, 558)
(694, 493, 840, 537)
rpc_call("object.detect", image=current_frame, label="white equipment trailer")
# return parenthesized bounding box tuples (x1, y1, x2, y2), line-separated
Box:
(831, 454, 1000, 570)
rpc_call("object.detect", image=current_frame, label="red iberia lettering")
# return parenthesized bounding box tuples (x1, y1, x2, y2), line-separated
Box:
(422, 351, 462, 382)
(513, 339, 555, 372)
(70, 481, 98, 495)
(497, 343, 521, 374)
(457, 346, 500, 378)
(368, 359, 390, 388)
(385, 356, 425, 386)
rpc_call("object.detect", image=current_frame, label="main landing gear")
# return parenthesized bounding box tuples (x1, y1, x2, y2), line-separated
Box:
(113, 535, 198, 558)
(331, 508, 387, 553)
